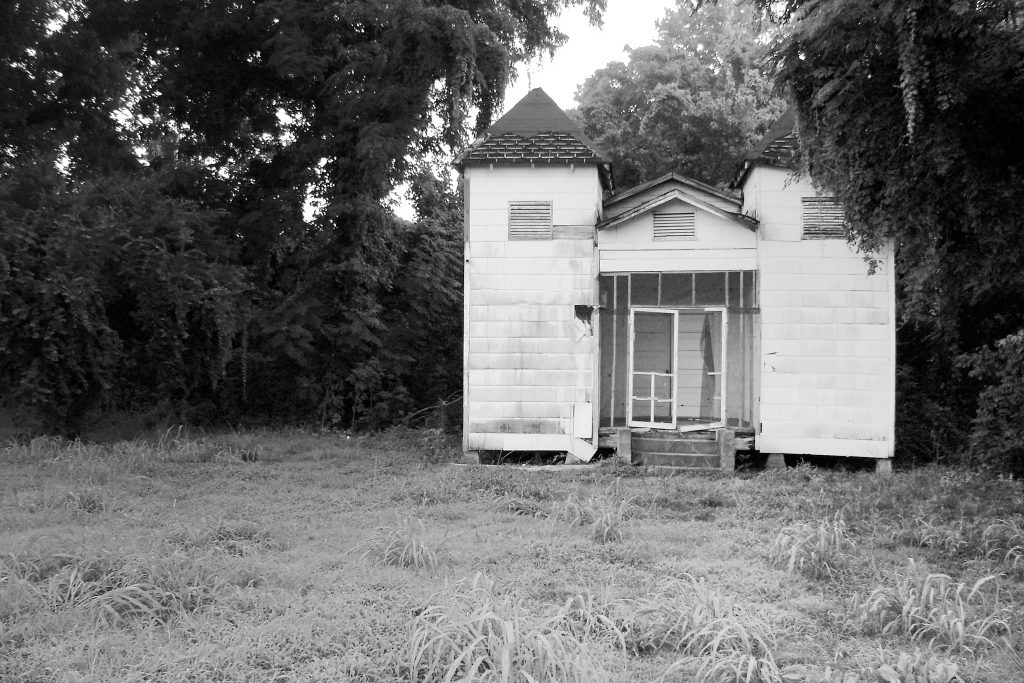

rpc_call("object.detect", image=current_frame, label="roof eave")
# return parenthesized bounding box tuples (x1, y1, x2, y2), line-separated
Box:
(605, 171, 740, 208)
(598, 188, 758, 232)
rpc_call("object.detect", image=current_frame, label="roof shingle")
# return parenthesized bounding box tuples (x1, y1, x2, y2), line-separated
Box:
(456, 88, 610, 183)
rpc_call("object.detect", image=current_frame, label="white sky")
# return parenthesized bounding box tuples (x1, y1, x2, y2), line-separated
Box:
(501, 0, 673, 113)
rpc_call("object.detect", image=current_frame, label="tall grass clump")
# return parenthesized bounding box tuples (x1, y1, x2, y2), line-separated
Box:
(2, 543, 228, 623)
(553, 492, 634, 543)
(817, 650, 960, 683)
(982, 519, 1024, 573)
(890, 517, 969, 554)
(854, 560, 1008, 651)
(353, 516, 446, 570)
(166, 520, 276, 555)
(659, 650, 786, 683)
(768, 515, 854, 579)
(406, 573, 601, 682)
(622, 577, 781, 682)
(623, 576, 771, 658)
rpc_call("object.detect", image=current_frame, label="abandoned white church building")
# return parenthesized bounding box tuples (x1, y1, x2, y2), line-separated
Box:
(456, 89, 895, 471)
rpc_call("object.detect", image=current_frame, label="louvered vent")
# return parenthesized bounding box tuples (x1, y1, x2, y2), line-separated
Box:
(802, 198, 846, 239)
(653, 212, 696, 240)
(508, 201, 553, 240)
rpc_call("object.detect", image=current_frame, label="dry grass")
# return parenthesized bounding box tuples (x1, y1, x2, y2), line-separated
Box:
(406, 573, 602, 681)
(768, 514, 854, 579)
(854, 560, 1009, 652)
(353, 516, 448, 570)
(552, 490, 635, 543)
(2, 431, 1024, 682)
(982, 519, 1024, 573)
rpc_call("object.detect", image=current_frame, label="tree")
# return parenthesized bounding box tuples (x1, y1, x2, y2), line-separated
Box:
(741, 0, 1024, 469)
(573, 0, 785, 187)
(1, 0, 606, 431)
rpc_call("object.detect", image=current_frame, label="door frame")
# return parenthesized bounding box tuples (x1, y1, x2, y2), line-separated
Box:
(626, 308, 678, 429)
(677, 307, 728, 433)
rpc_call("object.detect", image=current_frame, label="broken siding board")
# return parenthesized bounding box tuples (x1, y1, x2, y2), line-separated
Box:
(553, 224, 594, 239)
(466, 433, 579, 452)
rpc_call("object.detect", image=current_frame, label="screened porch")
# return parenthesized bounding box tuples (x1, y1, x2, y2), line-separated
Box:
(598, 271, 758, 432)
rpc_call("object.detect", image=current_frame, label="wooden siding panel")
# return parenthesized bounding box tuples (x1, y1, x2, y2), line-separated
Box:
(463, 167, 600, 449)
(600, 249, 757, 273)
(755, 215, 895, 456)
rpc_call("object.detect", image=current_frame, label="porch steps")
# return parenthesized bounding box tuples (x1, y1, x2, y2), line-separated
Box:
(631, 430, 721, 469)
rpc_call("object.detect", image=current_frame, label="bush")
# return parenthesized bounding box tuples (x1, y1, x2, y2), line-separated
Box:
(0, 166, 248, 432)
(964, 331, 1024, 473)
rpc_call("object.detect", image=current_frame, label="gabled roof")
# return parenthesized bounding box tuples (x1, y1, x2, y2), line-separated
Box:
(597, 187, 758, 232)
(456, 88, 613, 190)
(604, 171, 739, 208)
(731, 108, 800, 189)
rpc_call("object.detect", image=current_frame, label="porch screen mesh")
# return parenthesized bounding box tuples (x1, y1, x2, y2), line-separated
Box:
(598, 271, 758, 430)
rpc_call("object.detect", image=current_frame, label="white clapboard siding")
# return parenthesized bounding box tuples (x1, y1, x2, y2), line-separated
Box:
(463, 166, 601, 452)
(750, 165, 895, 458)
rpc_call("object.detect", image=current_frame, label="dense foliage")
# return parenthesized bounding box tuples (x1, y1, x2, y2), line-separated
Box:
(745, 0, 1024, 470)
(1, 0, 603, 432)
(573, 0, 786, 187)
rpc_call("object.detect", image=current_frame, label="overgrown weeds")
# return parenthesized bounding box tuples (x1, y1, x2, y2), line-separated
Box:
(891, 517, 970, 555)
(660, 650, 786, 683)
(854, 561, 1008, 652)
(353, 516, 447, 570)
(817, 650, 960, 683)
(622, 576, 769, 658)
(621, 576, 781, 682)
(768, 515, 854, 579)
(166, 520, 276, 555)
(406, 572, 601, 682)
(553, 492, 634, 543)
(982, 519, 1024, 573)
(2, 541, 230, 623)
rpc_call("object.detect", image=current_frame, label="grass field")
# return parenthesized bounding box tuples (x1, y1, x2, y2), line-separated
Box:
(2, 428, 1024, 682)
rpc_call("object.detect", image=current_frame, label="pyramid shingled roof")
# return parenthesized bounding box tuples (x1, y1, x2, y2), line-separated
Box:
(731, 108, 800, 188)
(456, 88, 612, 189)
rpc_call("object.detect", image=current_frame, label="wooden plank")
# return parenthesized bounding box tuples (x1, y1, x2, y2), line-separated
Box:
(552, 224, 594, 239)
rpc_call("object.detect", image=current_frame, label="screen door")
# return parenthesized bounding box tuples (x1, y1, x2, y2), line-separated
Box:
(628, 308, 678, 428)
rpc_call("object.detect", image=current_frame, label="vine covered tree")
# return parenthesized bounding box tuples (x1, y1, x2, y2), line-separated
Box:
(739, 0, 1024, 469)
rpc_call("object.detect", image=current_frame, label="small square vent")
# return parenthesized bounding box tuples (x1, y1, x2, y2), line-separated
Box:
(802, 197, 846, 239)
(508, 201, 553, 240)
(653, 212, 696, 240)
